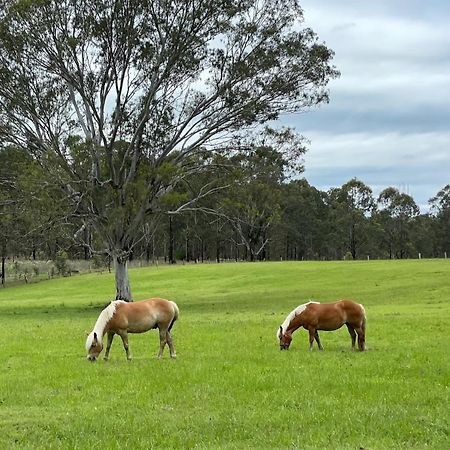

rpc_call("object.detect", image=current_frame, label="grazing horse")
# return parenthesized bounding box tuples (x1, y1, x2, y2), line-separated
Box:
(277, 300, 366, 351)
(86, 298, 179, 361)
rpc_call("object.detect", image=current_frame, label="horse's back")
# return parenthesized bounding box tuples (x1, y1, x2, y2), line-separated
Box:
(111, 298, 177, 332)
(134, 298, 178, 319)
(304, 300, 364, 330)
(304, 302, 345, 330)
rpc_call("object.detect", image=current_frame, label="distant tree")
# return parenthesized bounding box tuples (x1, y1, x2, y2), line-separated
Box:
(0, 0, 338, 299)
(0, 147, 31, 284)
(410, 214, 438, 258)
(429, 185, 450, 256)
(377, 187, 419, 259)
(218, 141, 294, 261)
(0, 151, 15, 285)
(280, 179, 329, 260)
(328, 178, 375, 260)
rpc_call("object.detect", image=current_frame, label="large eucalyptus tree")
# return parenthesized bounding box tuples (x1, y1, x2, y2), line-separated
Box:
(0, 0, 338, 299)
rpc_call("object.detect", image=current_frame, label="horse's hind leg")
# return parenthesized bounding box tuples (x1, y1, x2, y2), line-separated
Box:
(166, 331, 177, 358)
(104, 332, 115, 361)
(346, 324, 357, 351)
(314, 331, 324, 350)
(355, 326, 366, 351)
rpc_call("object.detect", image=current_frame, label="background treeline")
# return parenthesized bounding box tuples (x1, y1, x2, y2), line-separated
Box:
(1, 145, 449, 284)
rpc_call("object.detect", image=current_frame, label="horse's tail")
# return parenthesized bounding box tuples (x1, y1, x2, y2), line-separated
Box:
(168, 301, 179, 332)
(360, 303, 367, 330)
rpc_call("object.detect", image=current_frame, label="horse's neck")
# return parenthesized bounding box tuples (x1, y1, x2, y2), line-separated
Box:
(93, 320, 108, 337)
(93, 307, 114, 341)
(286, 315, 304, 335)
(94, 301, 124, 340)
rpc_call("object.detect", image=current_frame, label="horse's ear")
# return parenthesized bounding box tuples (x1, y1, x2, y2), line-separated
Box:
(85, 331, 89, 337)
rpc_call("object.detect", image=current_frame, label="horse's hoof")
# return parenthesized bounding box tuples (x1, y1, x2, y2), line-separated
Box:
(170, 354, 177, 359)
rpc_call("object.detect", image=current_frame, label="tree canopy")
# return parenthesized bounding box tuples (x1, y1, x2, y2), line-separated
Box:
(0, 0, 339, 298)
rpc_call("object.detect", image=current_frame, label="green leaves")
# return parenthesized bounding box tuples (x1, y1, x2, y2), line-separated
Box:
(0, 0, 340, 286)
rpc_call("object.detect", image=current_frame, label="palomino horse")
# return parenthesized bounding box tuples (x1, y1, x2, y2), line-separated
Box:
(86, 298, 179, 361)
(277, 300, 366, 351)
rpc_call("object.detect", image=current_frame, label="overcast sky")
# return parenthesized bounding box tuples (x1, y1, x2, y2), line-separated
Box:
(283, 0, 450, 211)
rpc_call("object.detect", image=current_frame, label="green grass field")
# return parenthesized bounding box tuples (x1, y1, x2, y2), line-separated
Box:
(0, 260, 449, 449)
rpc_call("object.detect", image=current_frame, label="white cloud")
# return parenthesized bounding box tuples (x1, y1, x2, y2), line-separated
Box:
(301, 131, 450, 210)
(282, 0, 450, 211)
(303, 131, 450, 169)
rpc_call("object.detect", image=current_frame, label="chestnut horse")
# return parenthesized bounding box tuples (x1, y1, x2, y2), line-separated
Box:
(86, 298, 179, 361)
(277, 300, 366, 351)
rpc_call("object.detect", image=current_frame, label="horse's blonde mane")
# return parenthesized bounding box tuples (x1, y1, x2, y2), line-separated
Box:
(85, 300, 125, 350)
(277, 301, 320, 339)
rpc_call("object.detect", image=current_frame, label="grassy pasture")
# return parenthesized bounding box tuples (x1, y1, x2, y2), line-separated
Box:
(0, 260, 449, 449)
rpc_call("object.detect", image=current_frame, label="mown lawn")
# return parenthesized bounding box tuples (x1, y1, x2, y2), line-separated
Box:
(0, 260, 449, 449)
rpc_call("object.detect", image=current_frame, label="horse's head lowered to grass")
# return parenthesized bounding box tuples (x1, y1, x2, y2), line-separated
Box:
(277, 302, 317, 350)
(278, 326, 292, 350)
(86, 331, 103, 361)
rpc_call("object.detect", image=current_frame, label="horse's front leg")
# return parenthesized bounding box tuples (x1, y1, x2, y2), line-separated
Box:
(104, 332, 115, 361)
(118, 331, 132, 361)
(308, 328, 316, 351)
(314, 331, 324, 351)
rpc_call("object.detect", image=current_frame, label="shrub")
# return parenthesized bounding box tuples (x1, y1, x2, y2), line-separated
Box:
(54, 251, 69, 276)
(343, 251, 354, 261)
(92, 255, 108, 271)
(32, 264, 40, 277)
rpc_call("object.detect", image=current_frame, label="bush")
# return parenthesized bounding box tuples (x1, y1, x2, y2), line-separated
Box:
(54, 251, 69, 276)
(32, 263, 40, 277)
(13, 261, 21, 279)
(343, 251, 354, 261)
(92, 255, 108, 271)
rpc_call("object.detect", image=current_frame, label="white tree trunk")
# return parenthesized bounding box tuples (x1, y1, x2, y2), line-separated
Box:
(114, 256, 132, 301)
